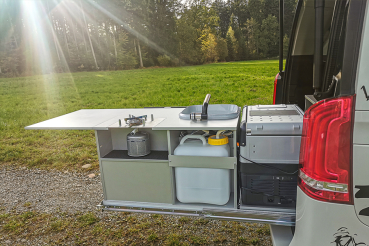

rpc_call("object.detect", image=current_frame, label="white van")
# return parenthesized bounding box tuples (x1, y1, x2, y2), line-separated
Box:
(274, 0, 369, 245)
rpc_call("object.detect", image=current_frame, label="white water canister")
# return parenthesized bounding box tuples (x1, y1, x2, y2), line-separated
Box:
(174, 135, 230, 205)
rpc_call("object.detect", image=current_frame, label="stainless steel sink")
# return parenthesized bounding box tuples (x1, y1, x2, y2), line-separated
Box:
(179, 104, 240, 120)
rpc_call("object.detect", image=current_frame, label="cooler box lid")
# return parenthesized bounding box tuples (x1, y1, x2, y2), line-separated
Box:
(242, 104, 304, 136)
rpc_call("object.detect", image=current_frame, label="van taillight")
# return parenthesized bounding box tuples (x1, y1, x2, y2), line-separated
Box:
(273, 73, 279, 104)
(298, 95, 355, 204)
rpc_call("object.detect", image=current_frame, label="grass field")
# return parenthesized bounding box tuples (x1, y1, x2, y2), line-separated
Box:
(0, 60, 279, 171)
(0, 210, 271, 245)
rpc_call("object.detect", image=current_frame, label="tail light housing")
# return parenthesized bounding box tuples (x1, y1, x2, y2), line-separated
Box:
(273, 73, 279, 104)
(298, 95, 355, 204)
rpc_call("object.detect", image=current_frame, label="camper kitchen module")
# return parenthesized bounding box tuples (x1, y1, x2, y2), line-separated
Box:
(25, 94, 302, 226)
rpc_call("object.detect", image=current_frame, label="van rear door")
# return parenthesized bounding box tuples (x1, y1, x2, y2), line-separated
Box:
(353, 1, 369, 226)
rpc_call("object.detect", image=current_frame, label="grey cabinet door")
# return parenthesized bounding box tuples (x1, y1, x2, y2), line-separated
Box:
(101, 160, 173, 203)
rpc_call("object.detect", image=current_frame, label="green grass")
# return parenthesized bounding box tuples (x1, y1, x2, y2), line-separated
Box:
(0, 60, 278, 170)
(77, 212, 99, 226)
(147, 233, 159, 242)
(0, 210, 272, 245)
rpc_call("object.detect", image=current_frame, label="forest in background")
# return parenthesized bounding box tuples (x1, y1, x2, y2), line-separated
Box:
(0, 0, 297, 77)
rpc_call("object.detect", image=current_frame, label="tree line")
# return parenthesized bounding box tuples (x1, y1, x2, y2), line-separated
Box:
(0, 0, 297, 77)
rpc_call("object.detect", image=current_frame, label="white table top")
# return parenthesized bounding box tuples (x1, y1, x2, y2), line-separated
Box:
(25, 107, 239, 131)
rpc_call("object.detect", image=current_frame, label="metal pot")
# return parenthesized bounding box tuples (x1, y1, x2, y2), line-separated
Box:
(127, 130, 151, 157)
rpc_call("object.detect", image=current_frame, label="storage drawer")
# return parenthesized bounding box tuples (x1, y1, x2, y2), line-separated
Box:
(101, 160, 173, 203)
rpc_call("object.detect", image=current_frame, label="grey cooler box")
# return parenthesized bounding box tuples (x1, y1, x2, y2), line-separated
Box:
(239, 104, 304, 207)
(239, 104, 304, 164)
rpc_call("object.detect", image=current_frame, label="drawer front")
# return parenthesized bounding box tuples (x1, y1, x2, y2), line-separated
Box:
(101, 160, 173, 203)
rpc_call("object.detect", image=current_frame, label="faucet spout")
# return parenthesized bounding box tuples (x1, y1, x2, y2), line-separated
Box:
(189, 94, 211, 121)
(201, 94, 211, 120)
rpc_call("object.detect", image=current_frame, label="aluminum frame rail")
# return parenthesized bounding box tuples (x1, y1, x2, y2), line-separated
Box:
(98, 202, 296, 226)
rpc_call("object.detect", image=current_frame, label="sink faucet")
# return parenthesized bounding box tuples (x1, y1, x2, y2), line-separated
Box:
(190, 94, 211, 121)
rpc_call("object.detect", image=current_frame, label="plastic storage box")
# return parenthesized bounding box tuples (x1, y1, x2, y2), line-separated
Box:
(174, 135, 230, 205)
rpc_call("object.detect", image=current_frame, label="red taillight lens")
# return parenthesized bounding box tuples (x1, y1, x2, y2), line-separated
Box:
(298, 95, 355, 204)
(273, 73, 279, 104)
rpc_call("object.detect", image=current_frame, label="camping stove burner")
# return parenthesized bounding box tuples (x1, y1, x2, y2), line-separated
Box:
(124, 115, 147, 127)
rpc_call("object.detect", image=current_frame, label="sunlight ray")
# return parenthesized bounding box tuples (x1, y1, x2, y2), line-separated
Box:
(86, 0, 177, 60)
(20, 0, 82, 117)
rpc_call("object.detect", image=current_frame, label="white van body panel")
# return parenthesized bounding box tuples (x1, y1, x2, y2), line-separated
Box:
(289, 1, 369, 245)
(289, 189, 369, 246)
(355, 0, 369, 112)
(353, 145, 369, 227)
